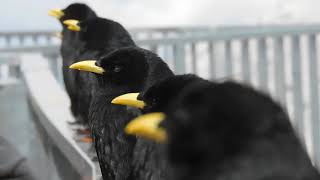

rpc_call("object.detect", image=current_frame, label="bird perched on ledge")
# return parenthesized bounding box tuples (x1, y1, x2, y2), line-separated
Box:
(124, 80, 320, 180)
(112, 74, 206, 113)
(111, 74, 206, 180)
(69, 47, 173, 180)
(62, 17, 136, 135)
(48, 3, 97, 126)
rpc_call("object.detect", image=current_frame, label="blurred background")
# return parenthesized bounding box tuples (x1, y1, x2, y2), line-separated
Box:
(3, 0, 320, 31)
(2, 0, 320, 180)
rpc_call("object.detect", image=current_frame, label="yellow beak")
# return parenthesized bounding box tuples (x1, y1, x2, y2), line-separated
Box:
(69, 60, 105, 74)
(63, 19, 81, 32)
(111, 93, 146, 109)
(125, 112, 167, 143)
(48, 9, 64, 19)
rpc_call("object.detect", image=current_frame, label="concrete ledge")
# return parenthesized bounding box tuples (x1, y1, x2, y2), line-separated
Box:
(20, 53, 96, 180)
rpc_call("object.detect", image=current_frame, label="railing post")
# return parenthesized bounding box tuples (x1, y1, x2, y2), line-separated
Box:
(173, 42, 186, 74)
(257, 38, 268, 91)
(224, 40, 232, 77)
(291, 35, 304, 137)
(191, 43, 197, 74)
(241, 39, 250, 83)
(5, 36, 10, 47)
(149, 45, 158, 53)
(9, 65, 20, 79)
(208, 42, 216, 79)
(43, 53, 62, 84)
(308, 34, 320, 166)
(46, 35, 52, 44)
(274, 37, 286, 105)
(163, 33, 171, 61)
(32, 35, 38, 46)
(18, 36, 24, 46)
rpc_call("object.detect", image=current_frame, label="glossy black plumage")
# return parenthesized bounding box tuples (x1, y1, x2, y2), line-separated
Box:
(139, 74, 206, 113)
(129, 74, 206, 180)
(59, 3, 97, 123)
(164, 81, 320, 180)
(72, 17, 136, 126)
(88, 47, 173, 180)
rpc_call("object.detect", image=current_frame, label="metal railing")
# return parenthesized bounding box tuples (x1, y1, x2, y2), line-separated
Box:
(0, 54, 20, 86)
(1, 25, 320, 168)
(139, 25, 320, 167)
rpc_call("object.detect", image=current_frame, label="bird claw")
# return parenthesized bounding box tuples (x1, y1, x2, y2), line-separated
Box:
(75, 136, 93, 143)
(76, 128, 91, 135)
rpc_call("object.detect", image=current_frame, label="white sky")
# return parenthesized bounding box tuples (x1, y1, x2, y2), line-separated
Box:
(1, 0, 320, 31)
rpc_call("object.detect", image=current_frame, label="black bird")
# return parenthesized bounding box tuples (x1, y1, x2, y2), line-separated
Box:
(48, 3, 97, 124)
(112, 74, 207, 141)
(111, 74, 206, 180)
(69, 47, 173, 180)
(140, 74, 206, 113)
(161, 81, 320, 180)
(64, 17, 136, 128)
(112, 74, 205, 112)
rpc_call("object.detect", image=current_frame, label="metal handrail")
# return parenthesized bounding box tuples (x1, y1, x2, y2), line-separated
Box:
(1, 24, 320, 169)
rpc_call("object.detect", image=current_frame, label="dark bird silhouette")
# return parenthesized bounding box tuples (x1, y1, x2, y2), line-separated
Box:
(49, 3, 97, 124)
(163, 81, 320, 180)
(139, 74, 206, 113)
(70, 47, 173, 180)
(111, 74, 205, 180)
(65, 17, 136, 127)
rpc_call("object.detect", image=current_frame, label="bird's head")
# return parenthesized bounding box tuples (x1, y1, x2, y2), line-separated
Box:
(111, 74, 204, 112)
(49, 3, 96, 23)
(69, 47, 150, 88)
(120, 81, 231, 165)
(140, 74, 204, 113)
(63, 18, 130, 49)
(112, 76, 207, 144)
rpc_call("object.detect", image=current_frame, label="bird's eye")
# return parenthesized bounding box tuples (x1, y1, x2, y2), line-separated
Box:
(152, 98, 157, 105)
(113, 65, 122, 73)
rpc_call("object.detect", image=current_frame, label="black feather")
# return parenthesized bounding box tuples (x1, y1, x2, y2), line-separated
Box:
(59, 3, 97, 123)
(71, 17, 136, 126)
(129, 74, 206, 180)
(89, 47, 173, 180)
(165, 81, 320, 180)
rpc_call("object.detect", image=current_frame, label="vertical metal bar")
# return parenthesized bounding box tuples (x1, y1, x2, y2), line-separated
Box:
(32, 35, 38, 45)
(9, 65, 20, 79)
(241, 39, 250, 83)
(258, 38, 268, 90)
(208, 42, 215, 79)
(274, 37, 287, 105)
(55, 55, 64, 85)
(163, 33, 171, 62)
(18, 36, 24, 46)
(191, 43, 197, 74)
(173, 42, 186, 74)
(44, 53, 61, 82)
(291, 35, 304, 136)
(0, 64, 2, 81)
(308, 34, 320, 166)
(46, 35, 51, 45)
(150, 45, 158, 53)
(224, 40, 232, 77)
(5, 36, 10, 47)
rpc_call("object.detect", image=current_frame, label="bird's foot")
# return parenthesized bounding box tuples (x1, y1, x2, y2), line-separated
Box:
(75, 136, 93, 143)
(76, 128, 91, 135)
